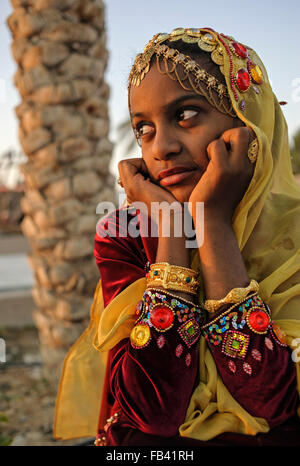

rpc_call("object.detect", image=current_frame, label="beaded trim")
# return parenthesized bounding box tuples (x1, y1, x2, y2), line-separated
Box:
(145, 287, 199, 308)
(201, 293, 272, 345)
(140, 289, 205, 327)
(130, 289, 205, 349)
(201, 292, 258, 331)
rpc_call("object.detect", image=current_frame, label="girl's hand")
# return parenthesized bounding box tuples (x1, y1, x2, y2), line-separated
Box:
(188, 127, 256, 224)
(118, 158, 179, 219)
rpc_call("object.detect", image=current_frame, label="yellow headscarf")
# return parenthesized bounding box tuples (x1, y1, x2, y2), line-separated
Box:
(53, 28, 300, 441)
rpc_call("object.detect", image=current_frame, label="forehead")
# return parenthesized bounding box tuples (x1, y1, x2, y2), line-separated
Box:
(129, 63, 208, 116)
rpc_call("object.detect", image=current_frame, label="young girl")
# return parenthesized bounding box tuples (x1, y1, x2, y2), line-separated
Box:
(54, 27, 300, 446)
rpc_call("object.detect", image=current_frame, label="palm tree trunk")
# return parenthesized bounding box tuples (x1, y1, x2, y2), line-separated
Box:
(7, 0, 115, 381)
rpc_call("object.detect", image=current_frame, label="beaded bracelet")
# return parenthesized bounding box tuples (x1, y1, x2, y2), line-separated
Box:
(130, 288, 205, 350)
(146, 262, 199, 295)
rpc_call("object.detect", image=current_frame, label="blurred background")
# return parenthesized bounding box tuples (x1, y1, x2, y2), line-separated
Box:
(0, 0, 299, 446)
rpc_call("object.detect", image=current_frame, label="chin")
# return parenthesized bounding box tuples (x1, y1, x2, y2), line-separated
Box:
(168, 185, 195, 205)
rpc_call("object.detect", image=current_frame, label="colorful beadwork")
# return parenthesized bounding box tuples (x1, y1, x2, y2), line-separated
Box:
(243, 362, 252, 375)
(264, 336, 274, 351)
(228, 360, 236, 373)
(232, 313, 246, 330)
(246, 307, 270, 334)
(172, 297, 204, 326)
(157, 335, 166, 349)
(130, 323, 151, 349)
(132, 289, 203, 350)
(202, 294, 272, 347)
(202, 295, 254, 345)
(141, 290, 205, 327)
(175, 344, 183, 357)
(251, 348, 262, 361)
(178, 317, 201, 348)
(150, 304, 175, 331)
(222, 330, 250, 359)
(185, 353, 192, 367)
(270, 322, 287, 346)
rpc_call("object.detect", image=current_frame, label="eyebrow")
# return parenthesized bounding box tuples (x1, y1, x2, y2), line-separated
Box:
(130, 93, 208, 120)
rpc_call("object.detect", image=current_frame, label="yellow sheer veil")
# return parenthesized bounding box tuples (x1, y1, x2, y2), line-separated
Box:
(54, 28, 300, 441)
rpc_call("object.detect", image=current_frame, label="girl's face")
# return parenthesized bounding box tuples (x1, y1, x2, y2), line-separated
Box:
(129, 63, 242, 204)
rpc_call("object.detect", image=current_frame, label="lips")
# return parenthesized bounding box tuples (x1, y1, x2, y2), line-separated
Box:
(158, 166, 197, 187)
(158, 166, 195, 180)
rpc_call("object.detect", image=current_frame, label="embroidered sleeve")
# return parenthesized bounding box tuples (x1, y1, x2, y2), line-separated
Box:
(94, 216, 205, 439)
(201, 293, 299, 427)
(109, 288, 204, 438)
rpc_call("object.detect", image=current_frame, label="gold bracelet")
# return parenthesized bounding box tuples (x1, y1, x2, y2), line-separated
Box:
(204, 279, 259, 313)
(146, 262, 199, 295)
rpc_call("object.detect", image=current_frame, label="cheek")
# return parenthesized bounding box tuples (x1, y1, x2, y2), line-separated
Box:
(187, 138, 210, 171)
(141, 153, 157, 181)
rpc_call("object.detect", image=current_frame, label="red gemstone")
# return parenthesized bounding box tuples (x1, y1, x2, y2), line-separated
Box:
(150, 305, 174, 330)
(232, 42, 248, 58)
(236, 69, 250, 92)
(248, 309, 270, 332)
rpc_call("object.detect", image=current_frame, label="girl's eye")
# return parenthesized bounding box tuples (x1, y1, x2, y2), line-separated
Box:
(177, 108, 199, 122)
(134, 123, 154, 138)
(133, 123, 154, 145)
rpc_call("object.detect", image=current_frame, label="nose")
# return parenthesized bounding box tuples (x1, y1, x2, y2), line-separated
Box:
(152, 122, 182, 161)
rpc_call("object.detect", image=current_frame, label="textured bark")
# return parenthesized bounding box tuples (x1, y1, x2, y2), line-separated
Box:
(7, 0, 115, 381)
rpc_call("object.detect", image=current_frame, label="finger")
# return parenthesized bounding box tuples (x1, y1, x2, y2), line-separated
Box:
(206, 138, 230, 169)
(118, 157, 148, 176)
(118, 158, 149, 186)
(220, 127, 255, 167)
(221, 127, 250, 152)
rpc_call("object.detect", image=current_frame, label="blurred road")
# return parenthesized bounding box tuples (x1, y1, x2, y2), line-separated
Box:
(0, 234, 34, 327)
(0, 253, 33, 292)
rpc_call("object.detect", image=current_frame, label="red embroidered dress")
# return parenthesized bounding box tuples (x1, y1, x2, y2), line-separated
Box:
(94, 207, 299, 446)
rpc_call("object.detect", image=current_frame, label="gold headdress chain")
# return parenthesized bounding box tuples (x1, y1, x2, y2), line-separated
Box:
(129, 31, 236, 117)
(129, 28, 266, 117)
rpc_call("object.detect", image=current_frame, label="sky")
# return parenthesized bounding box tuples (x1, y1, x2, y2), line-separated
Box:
(0, 0, 300, 181)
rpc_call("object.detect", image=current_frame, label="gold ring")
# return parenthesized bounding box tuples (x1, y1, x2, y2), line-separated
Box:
(117, 176, 123, 187)
(247, 138, 258, 163)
